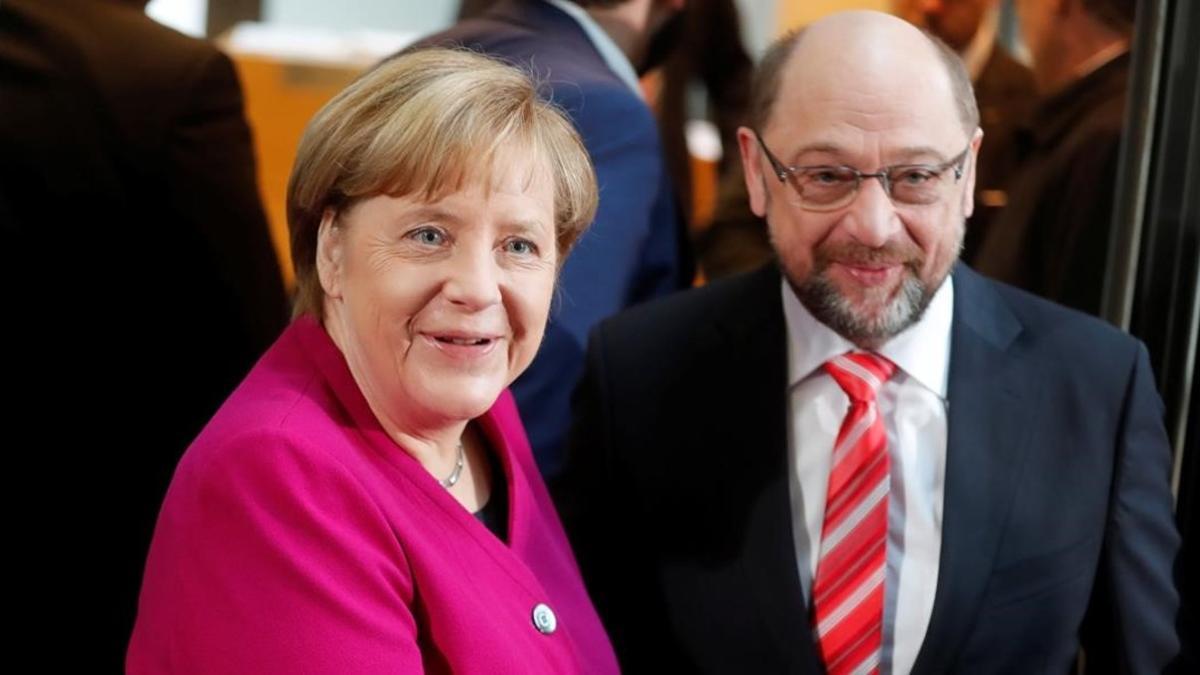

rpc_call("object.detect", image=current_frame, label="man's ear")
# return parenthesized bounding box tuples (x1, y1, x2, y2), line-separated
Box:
(738, 126, 771, 217)
(315, 208, 345, 301)
(962, 126, 985, 219)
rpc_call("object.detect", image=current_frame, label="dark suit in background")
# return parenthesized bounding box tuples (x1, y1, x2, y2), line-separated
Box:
(974, 53, 1130, 315)
(962, 44, 1037, 261)
(1, 0, 288, 666)
(417, 0, 688, 477)
(558, 263, 1181, 672)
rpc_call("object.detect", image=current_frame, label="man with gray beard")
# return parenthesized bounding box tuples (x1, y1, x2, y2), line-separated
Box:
(555, 10, 1182, 674)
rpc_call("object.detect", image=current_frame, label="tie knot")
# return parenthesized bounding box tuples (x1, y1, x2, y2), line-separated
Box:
(824, 352, 895, 403)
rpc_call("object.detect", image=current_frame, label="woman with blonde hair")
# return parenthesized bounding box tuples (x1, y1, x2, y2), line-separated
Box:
(127, 48, 618, 674)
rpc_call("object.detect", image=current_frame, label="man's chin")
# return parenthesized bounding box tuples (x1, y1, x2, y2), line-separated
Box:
(793, 271, 930, 347)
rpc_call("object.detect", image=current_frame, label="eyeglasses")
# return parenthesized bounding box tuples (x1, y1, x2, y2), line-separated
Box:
(754, 131, 971, 212)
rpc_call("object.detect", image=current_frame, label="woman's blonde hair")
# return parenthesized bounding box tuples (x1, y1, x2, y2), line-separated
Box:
(287, 47, 598, 319)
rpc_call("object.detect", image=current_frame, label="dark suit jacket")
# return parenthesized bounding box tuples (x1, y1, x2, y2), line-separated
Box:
(1, 0, 287, 667)
(558, 263, 1182, 673)
(974, 53, 1130, 316)
(416, 0, 689, 477)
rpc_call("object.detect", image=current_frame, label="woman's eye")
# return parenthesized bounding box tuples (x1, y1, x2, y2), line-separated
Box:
(408, 227, 445, 246)
(504, 238, 538, 256)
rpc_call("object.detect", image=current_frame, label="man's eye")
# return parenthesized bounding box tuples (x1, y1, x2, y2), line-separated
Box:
(806, 169, 848, 185)
(895, 169, 936, 185)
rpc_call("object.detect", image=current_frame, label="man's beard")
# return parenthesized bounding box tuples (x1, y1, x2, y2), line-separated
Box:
(787, 242, 948, 347)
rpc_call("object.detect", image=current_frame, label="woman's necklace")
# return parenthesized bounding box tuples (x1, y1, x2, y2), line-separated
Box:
(439, 441, 466, 488)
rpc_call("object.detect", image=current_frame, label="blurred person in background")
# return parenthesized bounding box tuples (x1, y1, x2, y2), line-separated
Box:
(128, 48, 619, 674)
(458, 0, 749, 232)
(653, 0, 754, 228)
(419, 0, 692, 478)
(0, 0, 287, 667)
(974, 0, 1135, 314)
(895, 0, 1038, 260)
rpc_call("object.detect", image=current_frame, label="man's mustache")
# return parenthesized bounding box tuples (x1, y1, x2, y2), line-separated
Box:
(813, 241, 924, 271)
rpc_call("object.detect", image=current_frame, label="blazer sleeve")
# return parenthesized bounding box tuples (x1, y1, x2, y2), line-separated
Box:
(165, 47, 289, 350)
(553, 83, 683, 346)
(128, 429, 423, 674)
(1080, 342, 1183, 672)
(510, 81, 684, 473)
(596, 93, 688, 303)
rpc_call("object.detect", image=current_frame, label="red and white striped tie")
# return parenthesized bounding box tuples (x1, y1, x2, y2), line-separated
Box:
(812, 352, 896, 675)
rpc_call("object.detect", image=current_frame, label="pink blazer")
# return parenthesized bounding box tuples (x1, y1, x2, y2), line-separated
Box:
(127, 317, 619, 674)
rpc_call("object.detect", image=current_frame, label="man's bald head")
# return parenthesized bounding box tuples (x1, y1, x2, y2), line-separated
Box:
(748, 11, 978, 136)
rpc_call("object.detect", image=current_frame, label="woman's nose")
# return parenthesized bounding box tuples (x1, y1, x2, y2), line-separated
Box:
(441, 245, 502, 310)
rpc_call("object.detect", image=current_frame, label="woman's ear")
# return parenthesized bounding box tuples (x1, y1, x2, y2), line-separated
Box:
(316, 208, 345, 300)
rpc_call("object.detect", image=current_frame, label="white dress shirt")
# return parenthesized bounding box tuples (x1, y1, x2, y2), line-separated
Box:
(783, 277, 953, 675)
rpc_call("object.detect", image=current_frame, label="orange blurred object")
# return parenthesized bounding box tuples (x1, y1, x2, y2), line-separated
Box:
(229, 53, 363, 289)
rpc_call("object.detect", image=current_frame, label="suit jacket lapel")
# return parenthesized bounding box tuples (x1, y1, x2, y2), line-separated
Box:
(689, 265, 823, 672)
(911, 266, 1040, 673)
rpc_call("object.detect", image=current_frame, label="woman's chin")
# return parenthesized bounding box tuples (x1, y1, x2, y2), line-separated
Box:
(413, 376, 507, 423)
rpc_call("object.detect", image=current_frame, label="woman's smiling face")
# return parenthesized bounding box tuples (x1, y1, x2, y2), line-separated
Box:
(318, 152, 558, 430)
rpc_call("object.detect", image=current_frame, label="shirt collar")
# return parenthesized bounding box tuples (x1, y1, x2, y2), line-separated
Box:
(782, 274, 954, 398)
(542, 0, 643, 97)
(962, 4, 1000, 81)
(1071, 39, 1130, 82)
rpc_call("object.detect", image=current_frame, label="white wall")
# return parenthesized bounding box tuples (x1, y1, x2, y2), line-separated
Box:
(733, 0, 777, 60)
(146, 0, 207, 37)
(263, 0, 458, 35)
